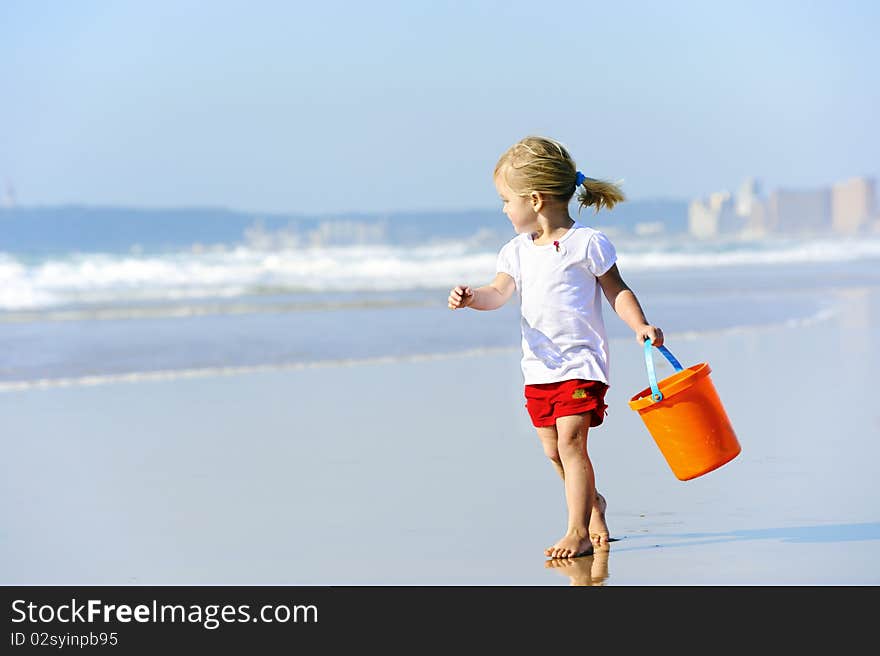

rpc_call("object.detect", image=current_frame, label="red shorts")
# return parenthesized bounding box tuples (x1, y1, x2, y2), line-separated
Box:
(524, 379, 609, 428)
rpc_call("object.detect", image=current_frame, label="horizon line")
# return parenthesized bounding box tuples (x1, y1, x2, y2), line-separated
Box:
(0, 196, 692, 218)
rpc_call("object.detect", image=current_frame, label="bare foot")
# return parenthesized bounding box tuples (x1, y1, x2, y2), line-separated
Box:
(589, 492, 610, 546)
(545, 554, 596, 586)
(545, 529, 593, 559)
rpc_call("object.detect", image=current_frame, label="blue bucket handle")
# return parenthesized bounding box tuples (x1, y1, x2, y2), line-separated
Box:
(643, 338, 683, 402)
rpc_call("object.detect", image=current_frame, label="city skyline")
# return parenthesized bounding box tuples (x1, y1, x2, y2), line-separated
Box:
(688, 173, 878, 239)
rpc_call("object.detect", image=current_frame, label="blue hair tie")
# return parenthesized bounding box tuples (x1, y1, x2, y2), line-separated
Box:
(575, 171, 586, 186)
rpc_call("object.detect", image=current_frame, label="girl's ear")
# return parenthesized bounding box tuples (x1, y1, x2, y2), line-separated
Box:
(530, 191, 543, 211)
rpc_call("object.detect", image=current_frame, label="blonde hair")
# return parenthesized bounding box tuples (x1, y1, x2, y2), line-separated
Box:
(493, 135, 625, 213)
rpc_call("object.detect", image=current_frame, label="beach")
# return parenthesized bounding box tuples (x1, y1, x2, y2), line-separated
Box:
(2, 278, 878, 586)
(2, 0, 878, 597)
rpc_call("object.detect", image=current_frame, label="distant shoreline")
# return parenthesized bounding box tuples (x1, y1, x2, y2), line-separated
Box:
(0, 200, 692, 254)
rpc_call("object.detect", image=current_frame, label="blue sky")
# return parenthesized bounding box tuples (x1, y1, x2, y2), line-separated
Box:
(1, 0, 877, 215)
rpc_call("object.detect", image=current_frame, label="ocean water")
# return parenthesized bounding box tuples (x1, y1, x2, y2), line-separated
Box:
(2, 223, 880, 390)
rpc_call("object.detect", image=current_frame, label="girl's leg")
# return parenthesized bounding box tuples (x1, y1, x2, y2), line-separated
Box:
(543, 413, 594, 558)
(536, 415, 609, 547)
(591, 492, 610, 546)
(535, 425, 565, 479)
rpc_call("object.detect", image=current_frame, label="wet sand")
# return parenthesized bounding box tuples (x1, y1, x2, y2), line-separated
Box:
(2, 286, 878, 585)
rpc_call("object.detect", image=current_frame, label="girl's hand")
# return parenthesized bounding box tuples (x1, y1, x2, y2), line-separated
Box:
(448, 285, 474, 310)
(636, 325, 664, 347)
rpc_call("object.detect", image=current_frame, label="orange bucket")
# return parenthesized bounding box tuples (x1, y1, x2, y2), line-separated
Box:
(628, 340, 741, 481)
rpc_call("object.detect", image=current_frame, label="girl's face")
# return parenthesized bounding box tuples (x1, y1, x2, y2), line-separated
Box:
(494, 174, 538, 234)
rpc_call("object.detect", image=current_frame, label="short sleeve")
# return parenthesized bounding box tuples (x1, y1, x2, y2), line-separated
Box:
(586, 231, 617, 277)
(496, 239, 520, 290)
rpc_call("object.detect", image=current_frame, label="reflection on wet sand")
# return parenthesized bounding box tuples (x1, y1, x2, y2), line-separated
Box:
(545, 544, 611, 586)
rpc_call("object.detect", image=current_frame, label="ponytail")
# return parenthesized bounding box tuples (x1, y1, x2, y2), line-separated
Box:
(577, 177, 626, 213)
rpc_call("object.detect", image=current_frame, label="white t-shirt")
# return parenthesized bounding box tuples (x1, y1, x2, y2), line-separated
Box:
(496, 223, 617, 385)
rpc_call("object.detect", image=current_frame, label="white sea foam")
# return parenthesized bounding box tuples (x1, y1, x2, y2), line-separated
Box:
(617, 237, 880, 270)
(1, 236, 879, 311)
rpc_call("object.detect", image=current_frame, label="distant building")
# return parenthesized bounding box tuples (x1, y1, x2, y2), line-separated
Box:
(735, 177, 762, 218)
(735, 177, 768, 237)
(766, 187, 831, 235)
(308, 219, 388, 246)
(688, 197, 716, 239)
(832, 176, 875, 235)
(634, 221, 665, 237)
(688, 190, 743, 239)
(742, 200, 769, 238)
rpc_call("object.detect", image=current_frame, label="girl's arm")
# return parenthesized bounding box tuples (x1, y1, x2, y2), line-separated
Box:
(597, 264, 664, 346)
(448, 272, 515, 311)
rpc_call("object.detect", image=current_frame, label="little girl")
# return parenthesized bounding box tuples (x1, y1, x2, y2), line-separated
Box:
(448, 135, 663, 559)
